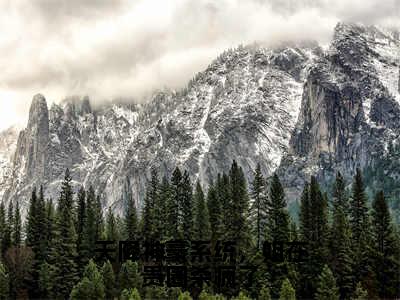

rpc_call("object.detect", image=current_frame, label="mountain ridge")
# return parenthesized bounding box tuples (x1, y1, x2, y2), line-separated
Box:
(1, 22, 399, 217)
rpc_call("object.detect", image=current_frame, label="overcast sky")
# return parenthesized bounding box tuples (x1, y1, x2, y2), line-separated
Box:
(0, 0, 399, 130)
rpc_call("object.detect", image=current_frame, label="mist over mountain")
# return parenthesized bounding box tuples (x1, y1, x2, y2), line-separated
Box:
(1, 0, 400, 132)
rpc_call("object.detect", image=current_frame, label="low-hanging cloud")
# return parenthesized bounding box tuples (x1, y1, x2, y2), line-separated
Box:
(0, 0, 399, 130)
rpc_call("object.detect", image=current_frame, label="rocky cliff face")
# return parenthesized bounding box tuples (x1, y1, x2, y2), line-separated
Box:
(3, 94, 50, 205)
(279, 23, 400, 198)
(20, 94, 49, 179)
(1, 23, 399, 216)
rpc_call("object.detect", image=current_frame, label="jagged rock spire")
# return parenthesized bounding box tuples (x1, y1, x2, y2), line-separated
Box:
(28, 94, 49, 129)
(21, 93, 50, 179)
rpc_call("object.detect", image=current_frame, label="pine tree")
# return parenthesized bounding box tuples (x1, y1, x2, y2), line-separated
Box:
(169, 167, 183, 239)
(371, 190, 400, 298)
(289, 219, 298, 242)
(329, 172, 353, 299)
(221, 161, 252, 294)
(226, 160, 252, 253)
(38, 262, 53, 299)
(106, 207, 119, 241)
(199, 288, 226, 300)
(207, 183, 222, 244)
(131, 288, 142, 300)
(101, 260, 116, 300)
(267, 173, 290, 242)
(156, 176, 171, 240)
(12, 201, 21, 246)
(350, 169, 370, 245)
(119, 260, 143, 293)
(86, 186, 97, 251)
(70, 277, 93, 300)
(249, 251, 270, 298)
(144, 285, 169, 300)
(351, 282, 368, 300)
(76, 187, 89, 275)
(142, 189, 154, 241)
(315, 265, 339, 300)
(84, 260, 105, 299)
(70, 259, 105, 300)
(193, 181, 211, 240)
(332, 172, 349, 213)
(309, 177, 329, 266)
(265, 173, 291, 297)
(142, 168, 158, 240)
(299, 183, 311, 242)
(0, 202, 5, 240)
(170, 287, 184, 299)
(0, 202, 10, 258)
(6, 201, 13, 247)
(178, 291, 193, 300)
(26, 188, 38, 248)
(0, 262, 9, 300)
(350, 169, 375, 294)
(216, 173, 231, 234)
(250, 164, 267, 250)
(36, 186, 47, 259)
(299, 178, 329, 298)
(181, 170, 194, 241)
(44, 198, 55, 258)
(39, 199, 57, 299)
(279, 278, 295, 300)
(85, 186, 105, 252)
(96, 195, 105, 240)
(26, 186, 48, 298)
(121, 288, 142, 300)
(258, 285, 272, 300)
(125, 192, 139, 241)
(53, 169, 79, 298)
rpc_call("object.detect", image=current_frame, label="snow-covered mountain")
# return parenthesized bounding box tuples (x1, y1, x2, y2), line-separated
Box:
(0, 126, 19, 202)
(0, 23, 399, 216)
(278, 23, 400, 199)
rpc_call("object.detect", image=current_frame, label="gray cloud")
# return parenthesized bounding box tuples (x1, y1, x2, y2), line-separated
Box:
(28, 0, 128, 24)
(0, 0, 399, 130)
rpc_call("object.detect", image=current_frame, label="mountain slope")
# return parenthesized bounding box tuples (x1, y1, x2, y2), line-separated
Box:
(278, 23, 400, 199)
(2, 43, 320, 215)
(1, 23, 399, 216)
(0, 126, 19, 201)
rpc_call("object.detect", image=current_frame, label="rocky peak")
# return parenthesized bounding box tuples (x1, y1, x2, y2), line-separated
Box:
(28, 94, 49, 131)
(4, 93, 51, 206)
(60, 96, 93, 119)
(49, 103, 64, 122)
(81, 96, 92, 115)
(280, 23, 400, 199)
(333, 22, 363, 38)
(24, 94, 50, 178)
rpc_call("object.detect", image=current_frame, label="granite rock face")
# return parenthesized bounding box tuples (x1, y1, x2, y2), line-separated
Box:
(3, 94, 50, 205)
(0, 23, 399, 216)
(21, 93, 49, 179)
(278, 23, 400, 198)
